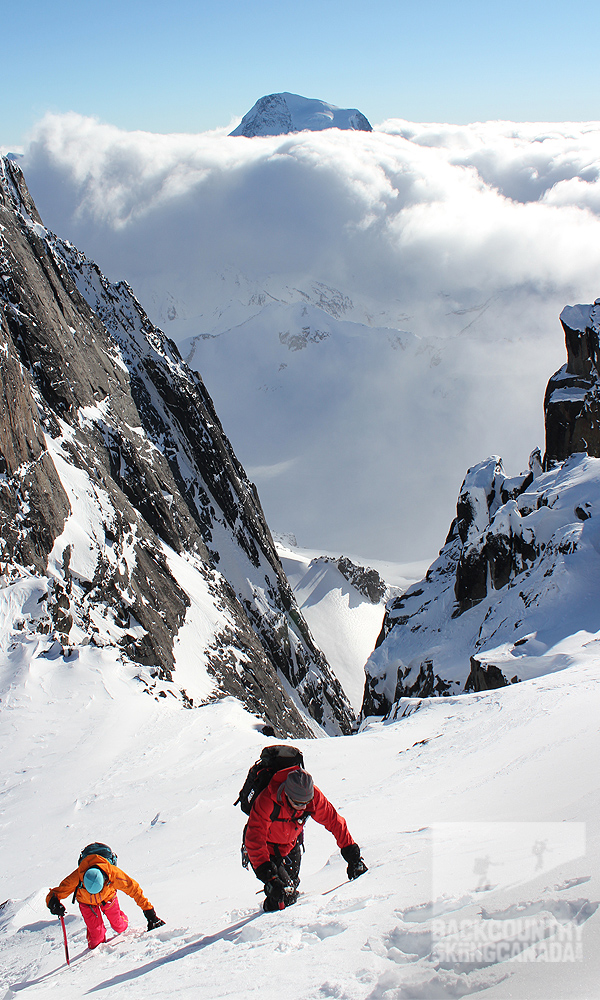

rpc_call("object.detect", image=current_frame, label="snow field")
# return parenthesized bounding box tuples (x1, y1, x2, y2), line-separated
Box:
(1, 610, 599, 999)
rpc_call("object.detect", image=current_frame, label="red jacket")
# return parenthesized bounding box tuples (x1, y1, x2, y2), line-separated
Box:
(244, 767, 355, 870)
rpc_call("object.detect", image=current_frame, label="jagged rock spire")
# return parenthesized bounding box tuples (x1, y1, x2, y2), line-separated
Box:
(544, 300, 600, 467)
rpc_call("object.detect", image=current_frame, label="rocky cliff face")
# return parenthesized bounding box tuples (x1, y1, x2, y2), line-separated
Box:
(361, 302, 600, 718)
(229, 92, 372, 137)
(544, 301, 600, 467)
(0, 156, 354, 737)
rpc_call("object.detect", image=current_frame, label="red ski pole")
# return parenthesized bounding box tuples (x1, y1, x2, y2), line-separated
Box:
(59, 915, 70, 966)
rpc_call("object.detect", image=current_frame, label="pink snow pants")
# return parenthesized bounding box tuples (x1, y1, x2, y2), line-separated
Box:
(79, 897, 128, 948)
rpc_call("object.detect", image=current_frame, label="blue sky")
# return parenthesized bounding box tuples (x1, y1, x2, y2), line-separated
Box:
(3, 0, 600, 146)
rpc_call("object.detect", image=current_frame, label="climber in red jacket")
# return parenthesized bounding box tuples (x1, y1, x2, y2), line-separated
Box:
(244, 767, 367, 911)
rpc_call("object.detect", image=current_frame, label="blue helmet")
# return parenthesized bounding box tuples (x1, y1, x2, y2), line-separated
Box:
(83, 866, 105, 894)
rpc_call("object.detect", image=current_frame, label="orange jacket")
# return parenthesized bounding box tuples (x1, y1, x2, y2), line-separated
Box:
(46, 854, 152, 910)
(244, 767, 355, 870)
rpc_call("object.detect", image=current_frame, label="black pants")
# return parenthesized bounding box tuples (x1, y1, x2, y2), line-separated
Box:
(272, 842, 301, 886)
(262, 843, 302, 911)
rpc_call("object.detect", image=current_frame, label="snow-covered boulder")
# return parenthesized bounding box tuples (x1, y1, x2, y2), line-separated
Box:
(229, 92, 372, 137)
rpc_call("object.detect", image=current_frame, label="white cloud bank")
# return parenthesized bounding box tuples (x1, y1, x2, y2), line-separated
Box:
(20, 113, 600, 562)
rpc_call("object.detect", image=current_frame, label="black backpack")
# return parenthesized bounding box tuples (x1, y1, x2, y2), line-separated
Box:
(78, 842, 118, 866)
(235, 745, 304, 816)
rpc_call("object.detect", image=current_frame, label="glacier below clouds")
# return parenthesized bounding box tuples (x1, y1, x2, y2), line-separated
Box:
(24, 113, 600, 560)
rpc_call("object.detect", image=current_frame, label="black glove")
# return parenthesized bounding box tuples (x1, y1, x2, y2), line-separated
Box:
(254, 861, 278, 883)
(341, 844, 368, 881)
(264, 876, 286, 907)
(48, 895, 66, 917)
(143, 907, 165, 931)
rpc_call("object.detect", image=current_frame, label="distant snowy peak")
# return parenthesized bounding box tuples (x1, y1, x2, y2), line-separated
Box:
(229, 92, 372, 137)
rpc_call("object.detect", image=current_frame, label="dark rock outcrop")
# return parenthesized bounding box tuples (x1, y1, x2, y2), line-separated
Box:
(464, 656, 508, 693)
(544, 301, 600, 467)
(453, 461, 538, 616)
(361, 449, 546, 716)
(324, 555, 386, 604)
(0, 156, 354, 737)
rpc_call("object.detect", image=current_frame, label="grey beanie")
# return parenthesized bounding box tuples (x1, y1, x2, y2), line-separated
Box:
(284, 768, 314, 803)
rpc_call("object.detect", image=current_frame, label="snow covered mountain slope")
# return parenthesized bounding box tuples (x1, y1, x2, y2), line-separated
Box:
(1, 620, 599, 1000)
(362, 299, 600, 716)
(229, 92, 372, 136)
(274, 536, 408, 712)
(0, 154, 353, 736)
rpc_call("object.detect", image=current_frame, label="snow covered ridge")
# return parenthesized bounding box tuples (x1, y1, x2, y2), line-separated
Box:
(363, 451, 600, 714)
(363, 297, 600, 716)
(273, 536, 408, 714)
(0, 155, 353, 736)
(229, 92, 372, 137)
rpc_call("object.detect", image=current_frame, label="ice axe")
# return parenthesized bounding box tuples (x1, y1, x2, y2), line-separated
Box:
(59, 914, 70, 966)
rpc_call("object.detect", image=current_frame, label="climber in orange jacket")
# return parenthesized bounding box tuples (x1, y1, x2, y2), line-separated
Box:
(46, 843, 165, 949)
(245, 767, 367, 911)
